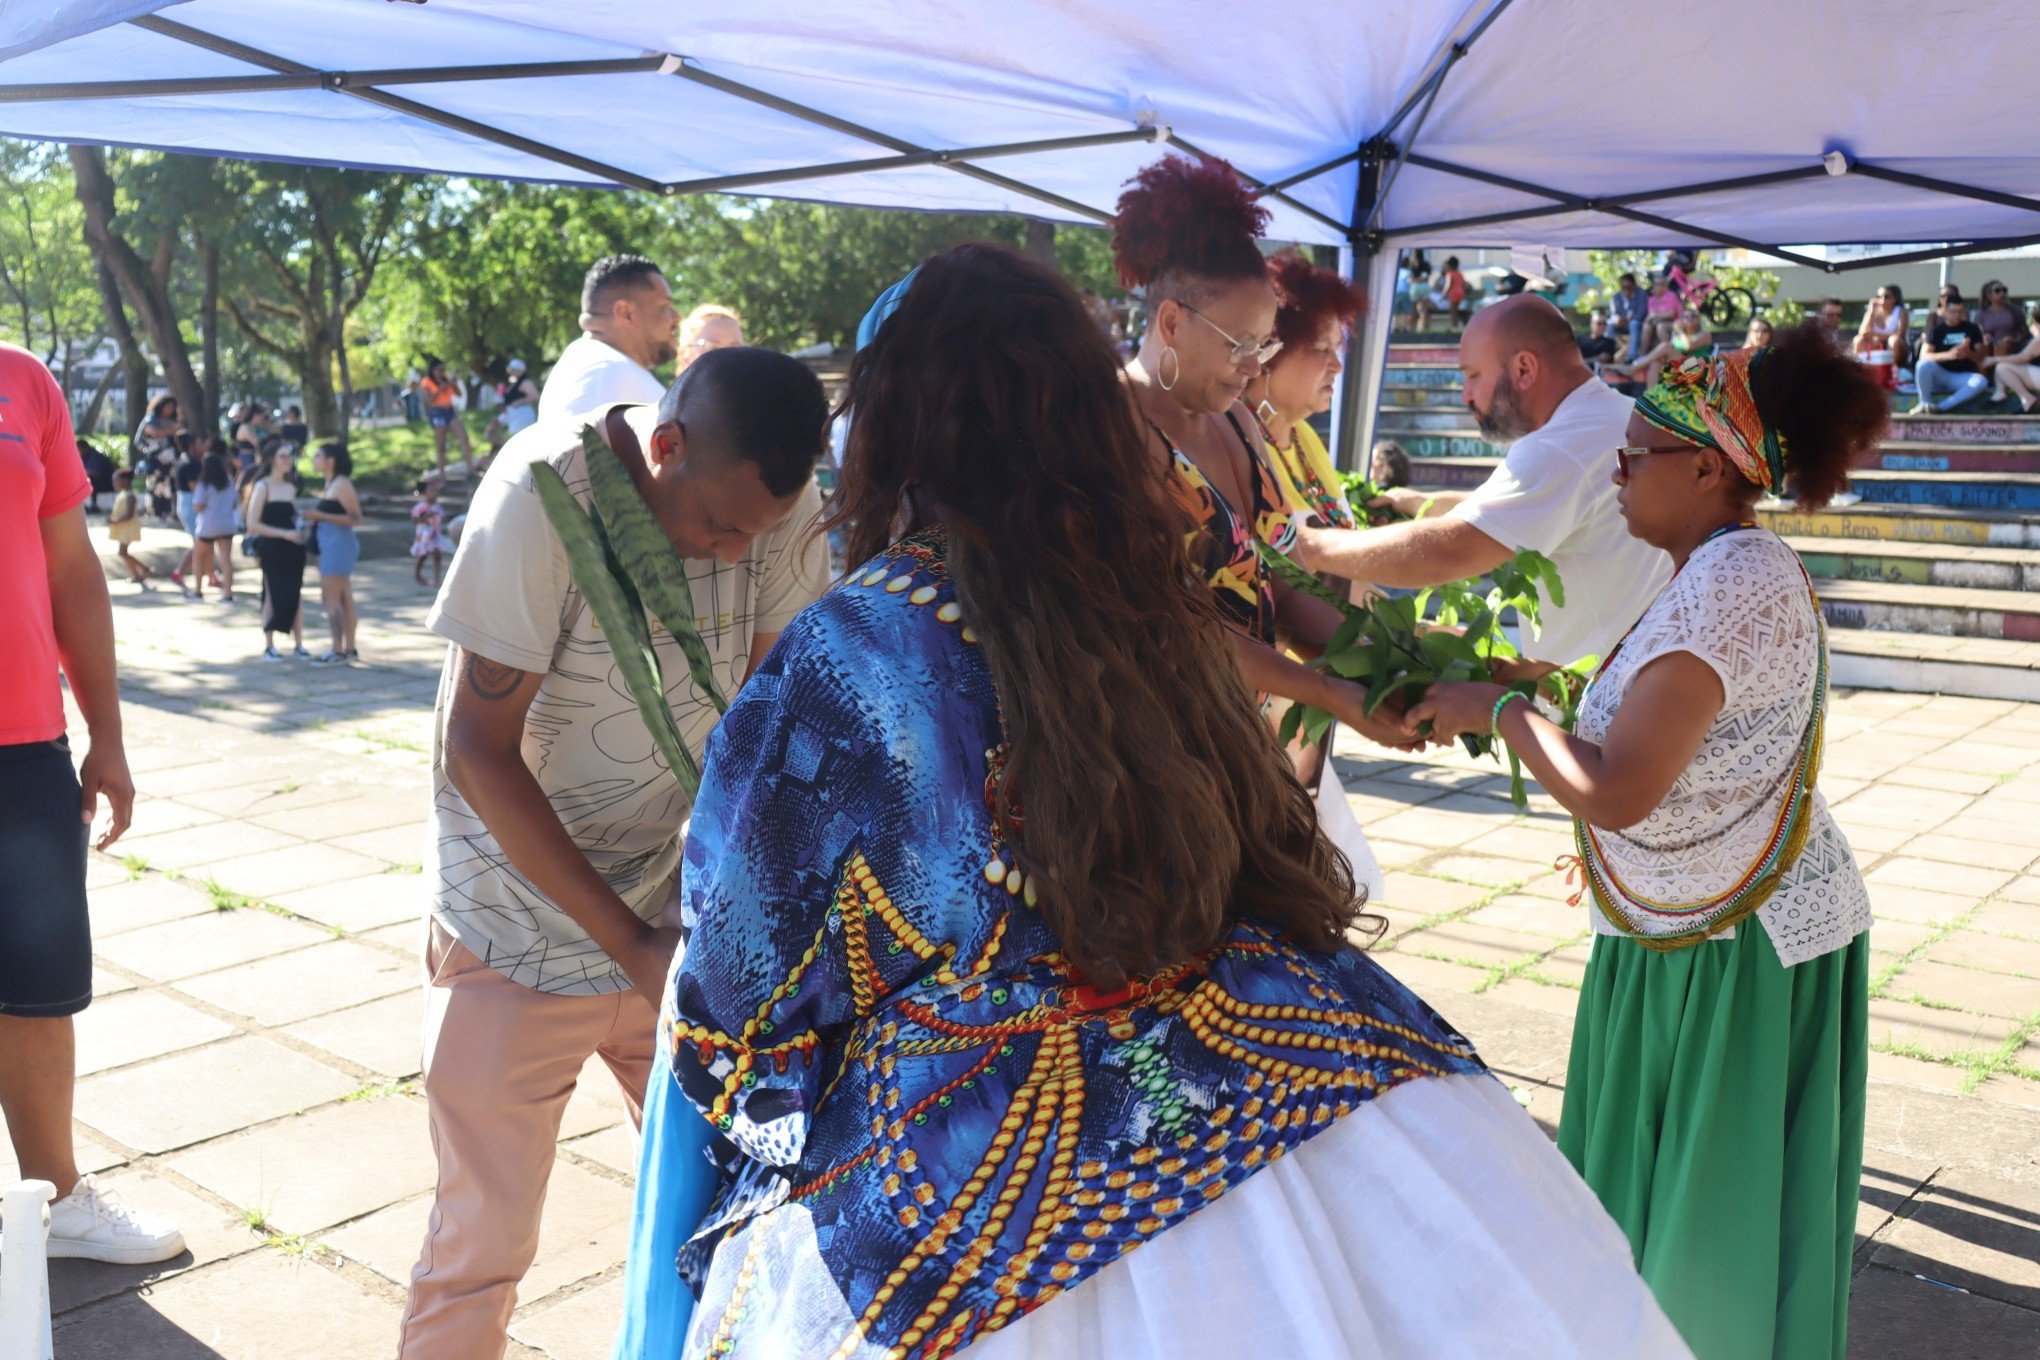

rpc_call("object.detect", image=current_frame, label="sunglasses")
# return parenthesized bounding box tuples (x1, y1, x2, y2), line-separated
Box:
(1614, 444, 1698, 477)
(1181, 303, 1284, 366)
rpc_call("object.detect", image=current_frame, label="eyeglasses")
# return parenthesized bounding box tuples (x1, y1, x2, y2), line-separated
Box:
(1181, 304, 1283, 366)
(1614, 444, 1696, 477)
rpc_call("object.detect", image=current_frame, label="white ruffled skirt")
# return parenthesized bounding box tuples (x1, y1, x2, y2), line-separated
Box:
(965, 1072, 1691, 1359)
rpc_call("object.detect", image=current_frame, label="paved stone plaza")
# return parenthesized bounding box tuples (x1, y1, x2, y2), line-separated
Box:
(8, 533, 2038, 1357)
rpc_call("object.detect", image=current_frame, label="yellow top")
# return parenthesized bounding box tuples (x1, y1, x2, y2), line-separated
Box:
(1264, 418, 1356, 530)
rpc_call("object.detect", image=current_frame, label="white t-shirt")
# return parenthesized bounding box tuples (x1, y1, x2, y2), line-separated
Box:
(1450, 378, 1671, 665)
(538, 334, 665, 424)
(1576, 529, 1870, 967)
(424, 414, 827, 994)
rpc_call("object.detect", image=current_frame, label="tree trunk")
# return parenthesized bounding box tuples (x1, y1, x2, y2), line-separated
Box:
(78, 358, 120, 437)
(69, 146, 202, 429)
(199, 233, 221, 435)
(1023, 218, 1056, 267)
(301, 327, 342, 439)
(332, 315, 352, 441)
(90, 259, 147, 442)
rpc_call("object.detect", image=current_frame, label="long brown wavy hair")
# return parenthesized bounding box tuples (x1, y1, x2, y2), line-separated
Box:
(825, 243, 1366, 985)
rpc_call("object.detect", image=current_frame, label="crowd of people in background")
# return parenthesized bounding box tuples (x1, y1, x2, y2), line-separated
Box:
(1570, 257, 2040, 419)
(81, 261, 753, 678)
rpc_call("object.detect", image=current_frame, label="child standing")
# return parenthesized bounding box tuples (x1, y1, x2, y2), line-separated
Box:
(106, 469, 152, 587)
(411, 474, 456, 587)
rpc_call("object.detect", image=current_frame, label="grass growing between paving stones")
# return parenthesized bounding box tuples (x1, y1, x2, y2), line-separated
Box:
(184, 872, 301, 921)
(341, 1078, 419, 1102)
(1379, 864, 1595, 995)
(352, 727, 426, 755)
(121, 853, 150, 880)
(1864, 886, 2040, 1093)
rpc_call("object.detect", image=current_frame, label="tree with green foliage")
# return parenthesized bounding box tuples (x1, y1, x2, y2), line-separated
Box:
(358, 179, 668, 399)
(217, 164, 411, 438)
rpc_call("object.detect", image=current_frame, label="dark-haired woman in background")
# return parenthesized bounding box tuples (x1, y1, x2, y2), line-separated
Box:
(189, 450, 238, 603)
(1112, 155, 1403, 750)
(246, 443, 308, 660)
(617, 243, 1687, 1359)
(1410, 328, 1884, 1359)
(302, 442, 362, 665)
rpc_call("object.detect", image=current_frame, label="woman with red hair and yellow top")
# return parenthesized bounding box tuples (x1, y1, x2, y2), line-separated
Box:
(1411, 327, 1885, 1359)
(1247, 249, 1365, 535)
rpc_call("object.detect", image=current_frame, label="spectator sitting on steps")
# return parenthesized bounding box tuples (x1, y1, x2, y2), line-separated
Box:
(1601, 310, 1717, 391)
(1911, 297, 1992, 414)
(1982, 304, 2040, 413)
(1578, 310, 1621, 368)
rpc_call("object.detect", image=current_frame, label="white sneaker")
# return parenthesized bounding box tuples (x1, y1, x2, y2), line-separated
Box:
(43, 1175, 185, 1264)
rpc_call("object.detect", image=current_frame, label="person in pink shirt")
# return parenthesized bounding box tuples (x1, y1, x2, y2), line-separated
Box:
(0, 342, 182, 1263)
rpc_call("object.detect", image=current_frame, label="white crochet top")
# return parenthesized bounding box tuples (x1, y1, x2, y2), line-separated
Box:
(1573, 529, 1871, 967)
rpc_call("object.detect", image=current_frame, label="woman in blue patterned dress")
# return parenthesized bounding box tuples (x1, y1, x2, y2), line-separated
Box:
(618, 245, 1687, 1360)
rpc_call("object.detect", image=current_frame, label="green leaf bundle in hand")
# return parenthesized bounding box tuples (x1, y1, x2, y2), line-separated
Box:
(1256, 540, 1591, 809)
(529, 426, 730, 803)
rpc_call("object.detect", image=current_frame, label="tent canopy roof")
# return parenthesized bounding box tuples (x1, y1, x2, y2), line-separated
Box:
(4, 0, 2039, 263)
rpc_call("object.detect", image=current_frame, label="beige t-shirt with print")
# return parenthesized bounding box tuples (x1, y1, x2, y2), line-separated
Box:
(424, 412, 826, 995)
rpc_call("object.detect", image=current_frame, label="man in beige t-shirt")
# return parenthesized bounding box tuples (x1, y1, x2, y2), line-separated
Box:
(401, 347, 829, 1358)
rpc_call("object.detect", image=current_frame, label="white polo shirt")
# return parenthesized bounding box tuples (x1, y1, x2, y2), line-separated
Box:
(1449, 377, 1672, 666)
(538, 334, 665, 424)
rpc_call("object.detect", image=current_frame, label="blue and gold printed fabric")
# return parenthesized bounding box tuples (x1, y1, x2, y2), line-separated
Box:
(662, 529, 1484, 1359)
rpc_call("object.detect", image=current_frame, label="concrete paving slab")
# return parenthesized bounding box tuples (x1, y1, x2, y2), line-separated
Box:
(510, 1276, 625, 1360)
(74, 1036, 356, 1155)
(50, 1249, 400, 1360)
(203, 842, 392, 901)
(86, 874, 219, 937)
(170, 1096, 436, 1238)
(112, 821, 305, 873)
(176, 938, 415, 1027)
(1925, 929, 2040, 977)
(93, 906, 332, 982)
(74, 990, 239, 1076)
(1868, 856, 2019, 901)
(1871, 1171, 2040, 1311)
(270, 873, 427, 934)
(1884, 960, 2040, 1019)
(281, 991, 426, 1079)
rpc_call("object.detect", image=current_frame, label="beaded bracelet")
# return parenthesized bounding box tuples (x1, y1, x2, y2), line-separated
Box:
(1491, 690, 1529, 743)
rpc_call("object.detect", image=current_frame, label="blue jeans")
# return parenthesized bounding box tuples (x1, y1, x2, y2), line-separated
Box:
(1915, 359, 1988, 411)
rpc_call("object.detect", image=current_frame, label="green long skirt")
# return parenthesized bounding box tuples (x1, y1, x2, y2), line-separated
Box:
(1558, 923, 1869, 1360)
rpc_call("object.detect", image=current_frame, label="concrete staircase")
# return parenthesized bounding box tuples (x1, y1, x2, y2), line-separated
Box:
(1373, 342, 2040, 701)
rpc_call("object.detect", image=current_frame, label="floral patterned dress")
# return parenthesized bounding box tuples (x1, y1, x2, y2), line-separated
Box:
(1156, 410, 1296, 646)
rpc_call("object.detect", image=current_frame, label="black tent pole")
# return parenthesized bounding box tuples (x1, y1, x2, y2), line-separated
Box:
(1334, 144, 1385, 472)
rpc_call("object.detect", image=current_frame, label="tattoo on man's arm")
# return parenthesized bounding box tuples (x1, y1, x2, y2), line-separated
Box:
(466, 654, 525, 701)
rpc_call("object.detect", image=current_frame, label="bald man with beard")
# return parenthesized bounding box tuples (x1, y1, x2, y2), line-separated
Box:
(1293, 295, 1672, 666)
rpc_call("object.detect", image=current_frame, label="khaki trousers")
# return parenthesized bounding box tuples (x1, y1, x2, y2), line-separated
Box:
(398, 920, 655, 1359)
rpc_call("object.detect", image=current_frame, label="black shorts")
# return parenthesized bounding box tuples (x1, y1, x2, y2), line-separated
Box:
(0, 739, 93, 1018)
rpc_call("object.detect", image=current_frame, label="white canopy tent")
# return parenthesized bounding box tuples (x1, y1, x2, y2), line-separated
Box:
(5, 0, 2039, 457)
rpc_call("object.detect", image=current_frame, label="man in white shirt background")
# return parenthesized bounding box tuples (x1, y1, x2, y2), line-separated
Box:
(537, 254, 681, 423)
(1291, 294, 1672, 666)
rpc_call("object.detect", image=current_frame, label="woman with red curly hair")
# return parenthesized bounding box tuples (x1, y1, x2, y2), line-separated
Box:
(1246, 249, 1364, 534)
(1115, 156, 1402, 750)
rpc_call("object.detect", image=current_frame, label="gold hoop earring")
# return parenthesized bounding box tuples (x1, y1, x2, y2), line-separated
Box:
(1255, 398, 1278, 425)
(1158, 345, 1181, 393)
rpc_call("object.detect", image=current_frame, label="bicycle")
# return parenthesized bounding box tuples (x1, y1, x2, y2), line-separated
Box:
(1675, 271, 1766, 329)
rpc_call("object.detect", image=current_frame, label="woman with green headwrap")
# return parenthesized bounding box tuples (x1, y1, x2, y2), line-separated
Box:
(1406, 324, 1891, 1360)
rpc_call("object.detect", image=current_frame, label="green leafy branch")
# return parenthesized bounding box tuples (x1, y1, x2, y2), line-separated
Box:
(1258, 540, 1595, 809)
(530, 426, 730, 803)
